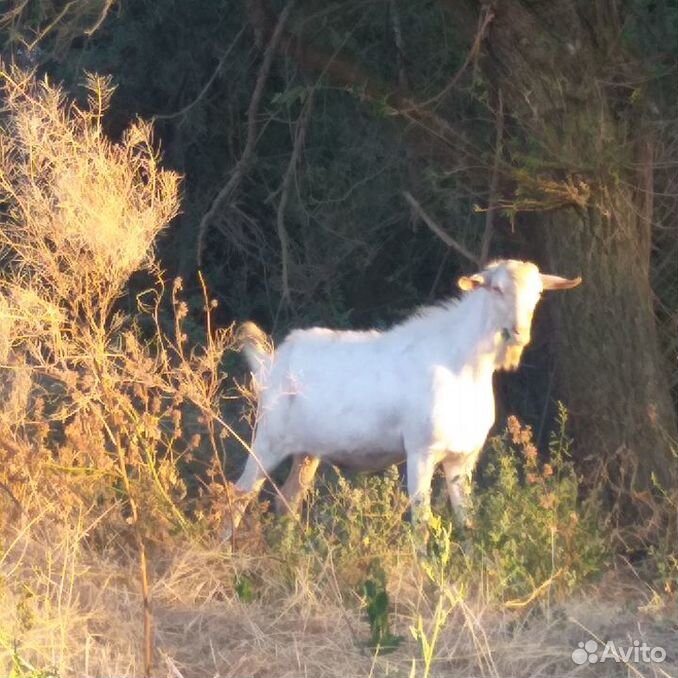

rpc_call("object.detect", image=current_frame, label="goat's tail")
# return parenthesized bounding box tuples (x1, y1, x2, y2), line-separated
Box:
(237, 321, 273, 385)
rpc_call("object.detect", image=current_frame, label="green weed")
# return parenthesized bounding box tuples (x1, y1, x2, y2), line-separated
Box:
(471, 405, 608, 601)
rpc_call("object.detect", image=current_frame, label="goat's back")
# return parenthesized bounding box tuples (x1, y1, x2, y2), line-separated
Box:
(255, 326, 414, 457)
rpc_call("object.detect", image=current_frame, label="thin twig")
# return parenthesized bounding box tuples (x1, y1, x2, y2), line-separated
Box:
(139, 534, 153, 678)
(27, 0, 78, 49)
(248, 0, 480, 161)
(276, 89, 314, 304)
(84, 0, 115, 35)
(428, 249, 450, 301)
(504, 568, 563, 608)
(390, 0, 409, 91)
(0, 480, 23, 516)
(197, 0, 296, 264)
(0, 0, 30, 28)
(410, 7, 494, 111)
(95, 408, 154, 678)
(480, 89, 503, 266)
(568, 617, 650, 678)
(403, 191, 480, 266)
(153, 27, 246, 123)
(162, 652, 186, 678)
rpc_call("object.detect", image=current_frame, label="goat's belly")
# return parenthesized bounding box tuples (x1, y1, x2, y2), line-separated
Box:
(307, 427, 406, 470)
(281, 408, 406, 470)
(324, 449, 405, 471)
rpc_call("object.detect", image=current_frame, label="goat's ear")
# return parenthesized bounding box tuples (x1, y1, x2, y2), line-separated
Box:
(540, 274, 582, 291)
(458, 273, 486, 291)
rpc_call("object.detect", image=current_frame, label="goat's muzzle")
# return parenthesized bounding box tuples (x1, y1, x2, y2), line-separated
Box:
(499, 328, 528, 371)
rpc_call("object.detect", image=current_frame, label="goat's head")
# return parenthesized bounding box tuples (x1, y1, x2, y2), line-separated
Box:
(458, 260, 581, 370)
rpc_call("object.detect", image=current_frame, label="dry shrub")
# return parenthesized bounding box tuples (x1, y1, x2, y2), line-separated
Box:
(0, 68, 179, 304)
(0, 66, 238, 674)
(4, 516, 675, 678)
(0, 64, 234, 533)
(588, 444, 678, 594)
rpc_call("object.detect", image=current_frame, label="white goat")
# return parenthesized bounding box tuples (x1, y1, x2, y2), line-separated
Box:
(230, 260, 580, 533)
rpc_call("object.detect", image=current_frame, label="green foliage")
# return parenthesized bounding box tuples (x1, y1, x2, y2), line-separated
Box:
(9, 655, 59, 678)
(470, 405, 608, 600)
(409, 517, 465, 678)
(234, 572, 256, 603)
(360, 561, 402, 652)
(259, 407, 609, 624)
(265, 465, 412, 590)
(648, 544, 678, 595)
(272, 85, 309, 108)
(316, 467, 410, 552)
(0, 640, 58, 678)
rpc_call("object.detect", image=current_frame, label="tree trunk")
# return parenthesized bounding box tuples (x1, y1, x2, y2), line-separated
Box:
(541, 202, 676, 490)
(454, 0, 678, 490)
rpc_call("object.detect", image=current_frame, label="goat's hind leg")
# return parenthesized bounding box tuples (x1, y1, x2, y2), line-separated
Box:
(224, 436, 276, 541)
(275, 454, 320, 517)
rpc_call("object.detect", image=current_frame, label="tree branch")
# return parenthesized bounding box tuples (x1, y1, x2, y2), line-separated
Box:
(390, 0, 410, 91)
(276, 90, 314, 304)
(480, 89, 503, 266)
(411, 6, 494, 110)
(154, 26, 246, 123)
(403, 191, 480, 267)
(247, 0, 476, 159)
(196, 0, 296, 264)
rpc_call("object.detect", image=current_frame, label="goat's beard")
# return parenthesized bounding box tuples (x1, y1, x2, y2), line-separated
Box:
(498, 343, 525, 371)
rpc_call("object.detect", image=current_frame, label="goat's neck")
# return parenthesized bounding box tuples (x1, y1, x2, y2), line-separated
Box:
(442, 289, 507, 375)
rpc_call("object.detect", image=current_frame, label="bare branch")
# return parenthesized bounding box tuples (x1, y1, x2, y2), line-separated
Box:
(27, 0, 78, 49)
(247, 0, 478, 160)
(480, 89, 504, 266)
(84, 0, 115, 36)
(390, 0, 409, 91)
(153, 26, 246, 123)
(403, 191, 480, 267)
(277, 89, 314, 304)
(409, 6, 494, 110)
(196, 0, 296, 264)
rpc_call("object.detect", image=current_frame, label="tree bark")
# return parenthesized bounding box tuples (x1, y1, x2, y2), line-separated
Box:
(542, 203, 676, 490)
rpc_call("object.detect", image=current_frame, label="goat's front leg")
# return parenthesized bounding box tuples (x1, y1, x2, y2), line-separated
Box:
(442, 453, 477, 529)
(406, 449, 437, 536)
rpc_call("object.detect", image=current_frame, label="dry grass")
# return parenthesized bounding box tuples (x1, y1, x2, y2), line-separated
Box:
(2, 515, 676, 678)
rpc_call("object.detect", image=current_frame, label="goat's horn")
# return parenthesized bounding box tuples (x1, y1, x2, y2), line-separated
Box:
(540, 274, 582, 291)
